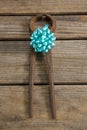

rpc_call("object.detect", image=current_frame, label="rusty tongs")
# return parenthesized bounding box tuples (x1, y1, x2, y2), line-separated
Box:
(29, 14, 56, 119)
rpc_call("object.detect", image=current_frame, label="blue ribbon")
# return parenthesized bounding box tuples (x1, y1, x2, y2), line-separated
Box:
(30, 24, 56, 53)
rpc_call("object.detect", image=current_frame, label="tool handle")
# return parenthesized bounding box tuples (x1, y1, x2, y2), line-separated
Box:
(46, 50, 56, 119)
(29, 48, 36, 118)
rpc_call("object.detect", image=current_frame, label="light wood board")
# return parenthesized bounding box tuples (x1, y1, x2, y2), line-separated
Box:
(0, 0, 87, 15)
(0, 85, 87, 130)
(0, 15, 87, 39)
(0, 40, 87, 84)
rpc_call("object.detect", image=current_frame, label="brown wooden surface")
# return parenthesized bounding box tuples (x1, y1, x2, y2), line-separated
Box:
(0, 0, 87, 15)
(0, 40, 87, 84)
(0, 15, 87, 39)
(0, 0, 87, 129)
(0, 85, 87, 130)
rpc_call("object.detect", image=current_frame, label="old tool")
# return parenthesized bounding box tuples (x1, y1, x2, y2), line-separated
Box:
(29, 14, 56, 119)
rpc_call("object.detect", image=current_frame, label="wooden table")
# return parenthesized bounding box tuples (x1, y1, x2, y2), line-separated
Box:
(0, 0, 87, 130)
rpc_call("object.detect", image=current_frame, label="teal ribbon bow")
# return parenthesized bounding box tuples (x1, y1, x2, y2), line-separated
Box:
(30, 24, 56, 53)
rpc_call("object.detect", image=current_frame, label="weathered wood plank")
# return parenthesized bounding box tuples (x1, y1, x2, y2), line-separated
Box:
(0, 85, 87, 130)
(0, 40, 87, 84)
(0, 15, 87, 39)
(0, 0, 87, 15)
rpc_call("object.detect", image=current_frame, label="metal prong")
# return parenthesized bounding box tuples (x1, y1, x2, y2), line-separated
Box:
(29, 48, 36, 118)
(45, 50, 56, 119)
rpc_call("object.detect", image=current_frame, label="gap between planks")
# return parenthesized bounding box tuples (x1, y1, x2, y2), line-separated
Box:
(0, 82, 87, 86)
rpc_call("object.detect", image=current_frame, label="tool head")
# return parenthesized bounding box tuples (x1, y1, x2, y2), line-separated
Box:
(29, 14, 56, 32)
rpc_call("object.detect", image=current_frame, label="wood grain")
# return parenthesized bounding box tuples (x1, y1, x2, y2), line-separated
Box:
(0, 0, 87, 129)
(0, 15, 87, 39)
(0, 0, 87, 15)
(0, 85, 87, 130)
(0, 40, 87, 84)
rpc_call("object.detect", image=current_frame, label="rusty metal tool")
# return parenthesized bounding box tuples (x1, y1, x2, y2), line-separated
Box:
(29, 14, 56, 119)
